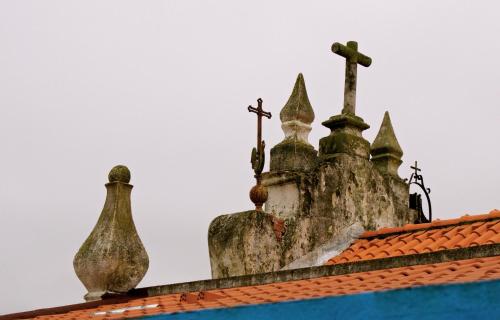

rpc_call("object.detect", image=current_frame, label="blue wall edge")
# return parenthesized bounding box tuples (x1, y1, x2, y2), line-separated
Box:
(140, 279, 500, 320)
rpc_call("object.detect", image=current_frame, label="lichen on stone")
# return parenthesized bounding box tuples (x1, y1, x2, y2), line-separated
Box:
(280, 73, 315, 124)
(74, 165, 148, 301)
(370, 111, 404, 177)
(108, 165, 131, 183)
(208, 152, 417, 278)
(371, 111, 403, 158)
(270, 73, 318, 172)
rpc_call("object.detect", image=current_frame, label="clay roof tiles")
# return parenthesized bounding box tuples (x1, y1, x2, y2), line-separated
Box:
(327, 210, 500, 265)
(5, 210, 500, 320)
(31, 255, 500, 320)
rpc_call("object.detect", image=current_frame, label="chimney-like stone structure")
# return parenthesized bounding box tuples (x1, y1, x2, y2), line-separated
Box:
(74, 165, 149, 301)
(208, 42, 417, 279)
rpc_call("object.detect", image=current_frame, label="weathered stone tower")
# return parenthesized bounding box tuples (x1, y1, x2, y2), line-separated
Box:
(208, 41, 417, 278)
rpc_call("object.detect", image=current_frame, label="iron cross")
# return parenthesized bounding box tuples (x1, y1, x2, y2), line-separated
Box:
(248, 98, 272, 175)
(332, 41, 372, 115)
(409, 161, 425, 188)
(410, 161, 422, 181)
(411, 161, 421, 174)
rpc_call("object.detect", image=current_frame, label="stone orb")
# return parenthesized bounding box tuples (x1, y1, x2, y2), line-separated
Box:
(108, 165, 131, 183)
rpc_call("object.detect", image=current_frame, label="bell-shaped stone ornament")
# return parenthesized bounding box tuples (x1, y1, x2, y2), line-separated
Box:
(73, 165, 149, 301)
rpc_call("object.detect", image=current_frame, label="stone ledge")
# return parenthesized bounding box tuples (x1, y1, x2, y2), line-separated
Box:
(135, 243, 500, 297)
(321, 113, 370, 131)
(261, 170, 303, 186)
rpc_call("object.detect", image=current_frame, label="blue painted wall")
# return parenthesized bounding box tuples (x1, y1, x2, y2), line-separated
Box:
(142, 279, 500, 320)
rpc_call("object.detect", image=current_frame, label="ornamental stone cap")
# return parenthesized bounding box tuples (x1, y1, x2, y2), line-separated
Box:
(280, 73, 315, 124)
(371, 111, 403, 157)
(108, 165, 131, 183)
(73, 165, 149, 301)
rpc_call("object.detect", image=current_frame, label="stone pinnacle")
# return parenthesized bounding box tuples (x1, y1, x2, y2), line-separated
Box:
(280, 73, 315, 124)
(370, 111, 403, 177)
(270, 73, 318, 172)
(371, 111, 403, 157)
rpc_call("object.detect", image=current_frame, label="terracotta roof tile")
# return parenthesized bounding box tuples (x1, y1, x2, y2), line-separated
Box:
(29, 255, 500, 320)
(5, 211, 498, 320)
(327, 210, 500, 265)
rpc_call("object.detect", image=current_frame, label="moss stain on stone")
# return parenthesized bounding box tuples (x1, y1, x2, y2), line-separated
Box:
(73, 166, 149, 301)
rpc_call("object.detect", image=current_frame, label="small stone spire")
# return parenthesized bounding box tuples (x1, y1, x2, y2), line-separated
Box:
(370, 111, 403, 177)
(280, 73, 315, 125)
(73, 165, 149, 301)
(270, 73, 317, 171)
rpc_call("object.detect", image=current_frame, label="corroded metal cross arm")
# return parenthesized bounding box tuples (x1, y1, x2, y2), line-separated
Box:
(247, 98, 272, 212)
(411, 161, 422, 173)
(248, 98, 272, 162)
(247, 106, 272, 119)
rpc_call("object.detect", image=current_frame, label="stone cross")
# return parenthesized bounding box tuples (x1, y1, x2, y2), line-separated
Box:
(332, 41, 372, 115)
(248, 98, 272, 175)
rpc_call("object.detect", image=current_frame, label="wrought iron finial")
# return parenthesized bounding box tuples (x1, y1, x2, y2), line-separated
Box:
(248, 98, 272, 211)
(408, 161, 432, 223)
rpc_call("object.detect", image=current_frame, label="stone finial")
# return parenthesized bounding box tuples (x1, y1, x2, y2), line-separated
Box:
(370, 111, 403, 177)
(73, 165, 149, 301)
(108, 165, 131, 183)
(280, 73, 315, 125)
(270, 74, 317, 171)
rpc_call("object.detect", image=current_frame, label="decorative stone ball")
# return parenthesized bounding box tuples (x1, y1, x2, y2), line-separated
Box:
(249, 184, 268, 207)
(108, 165, 131, 183)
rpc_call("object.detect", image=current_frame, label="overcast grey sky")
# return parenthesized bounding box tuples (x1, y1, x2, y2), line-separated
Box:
(0, 0, 499, 314)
